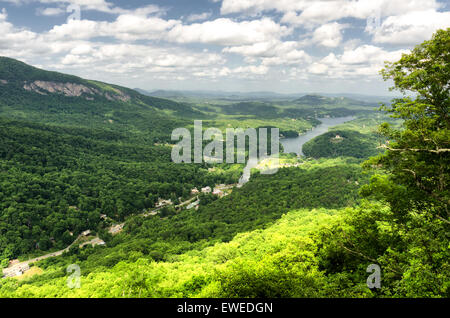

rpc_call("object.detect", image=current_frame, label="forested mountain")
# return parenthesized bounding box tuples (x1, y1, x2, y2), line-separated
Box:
(0, 58, 236, 261)
(302, 130, 383, 159)
(0, 57, 202, 143)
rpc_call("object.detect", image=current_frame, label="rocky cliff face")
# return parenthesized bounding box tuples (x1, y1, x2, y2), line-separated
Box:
(22, 80, 131, 102)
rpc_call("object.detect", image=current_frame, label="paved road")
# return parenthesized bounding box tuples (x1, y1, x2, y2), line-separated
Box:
(2, 237, 103, 278)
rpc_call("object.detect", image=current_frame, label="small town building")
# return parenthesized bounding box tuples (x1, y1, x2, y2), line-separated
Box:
(201, 186, 212, 193)
(155, 198, 172, 208)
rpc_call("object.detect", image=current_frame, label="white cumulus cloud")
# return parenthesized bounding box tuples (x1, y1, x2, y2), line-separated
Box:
(312, 22, 348, 47)
(167, 18, 291, 46)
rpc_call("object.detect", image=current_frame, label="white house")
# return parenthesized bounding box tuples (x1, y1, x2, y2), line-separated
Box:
(155, 198, 172, 208)
(213, 189, 224, 197)
(201, 186, 212, 193)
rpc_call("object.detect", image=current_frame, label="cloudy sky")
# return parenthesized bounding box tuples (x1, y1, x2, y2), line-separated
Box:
(1, 0, 449, 95)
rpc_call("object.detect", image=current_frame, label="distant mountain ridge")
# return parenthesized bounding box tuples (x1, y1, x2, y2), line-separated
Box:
(135, 88, 298, 100)
(294, 94, 378, 107)
(136, 88, 394, 104)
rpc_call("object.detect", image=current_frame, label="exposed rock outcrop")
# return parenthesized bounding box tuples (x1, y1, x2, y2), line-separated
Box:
(105, 92, 130, 102)
(23, 80, 131, 102)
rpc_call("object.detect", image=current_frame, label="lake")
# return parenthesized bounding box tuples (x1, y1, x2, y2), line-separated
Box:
(280, 116, 355, 156)
(239, 116, 355, 185)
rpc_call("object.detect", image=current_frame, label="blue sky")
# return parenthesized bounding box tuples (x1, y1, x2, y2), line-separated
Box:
(0, 0, 449, 95)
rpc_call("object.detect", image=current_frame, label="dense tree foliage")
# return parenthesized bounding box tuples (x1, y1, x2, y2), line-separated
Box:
(302, 130, 383, 159)
(0, 208, 367, 298)
(0, 57, 202, 143)
(0, 118, 232, 261)
(318, 29, 450, 297)
(0, 158, 368, 285)
(363, 28, 449, 218)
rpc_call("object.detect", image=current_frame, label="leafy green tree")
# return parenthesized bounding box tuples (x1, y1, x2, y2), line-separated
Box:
(362, 28, 449, 222)
(0, 247, 12, 269)
(353, 28, 450, 296)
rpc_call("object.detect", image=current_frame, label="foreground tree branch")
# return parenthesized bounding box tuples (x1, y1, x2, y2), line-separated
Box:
(377, 144, 450, 154)
(338, 243, 401, 275)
